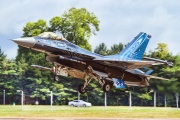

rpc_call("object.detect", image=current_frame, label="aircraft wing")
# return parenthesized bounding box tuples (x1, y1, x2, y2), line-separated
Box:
(93, 58, 164, 69)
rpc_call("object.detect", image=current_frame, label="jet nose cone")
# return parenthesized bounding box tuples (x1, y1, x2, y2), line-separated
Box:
(12, 37, 36, 48)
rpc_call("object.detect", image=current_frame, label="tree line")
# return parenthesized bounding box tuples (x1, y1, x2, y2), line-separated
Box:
(0, 7, 179, 107)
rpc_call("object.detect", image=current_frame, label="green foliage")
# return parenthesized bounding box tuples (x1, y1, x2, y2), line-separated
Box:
(1, 8, 180, 106)
(109, 43, 124, 55)
(12, 7, 100, 104)
(150, 43, 169, 59)
(16, 19, 52, 86)
(1, 39, 180, 106)
(94, 42, 124, 56)
(50, 7, 100, 51)
(0, 48, 6, 63)
(23, 19, 48, 37)
(138, 92, 152, 100)
(148, 43, 180, 95)
(94, 43, 108, 55)
(1, 106, 180, 118)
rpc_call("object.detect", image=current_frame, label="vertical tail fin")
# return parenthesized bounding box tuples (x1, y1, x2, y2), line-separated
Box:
(119, 32, 151, 60)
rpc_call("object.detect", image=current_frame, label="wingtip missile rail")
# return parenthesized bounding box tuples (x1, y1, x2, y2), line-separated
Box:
(143, 57, 173, 67)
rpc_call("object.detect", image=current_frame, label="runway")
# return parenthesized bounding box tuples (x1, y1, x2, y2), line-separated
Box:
(0, 118, 180, 120)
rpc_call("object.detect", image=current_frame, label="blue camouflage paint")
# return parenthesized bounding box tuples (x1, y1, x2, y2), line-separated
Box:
(112, 78, 126, 89)
(103, 32, 150, 60)
(35, 37, 102, 58)
(118, 32, 150, 60)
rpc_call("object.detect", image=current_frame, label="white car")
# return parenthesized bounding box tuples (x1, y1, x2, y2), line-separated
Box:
(68, 100, 92, 107)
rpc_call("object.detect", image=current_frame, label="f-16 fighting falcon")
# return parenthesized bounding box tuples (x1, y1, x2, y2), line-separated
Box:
(12, 32, 173, 93)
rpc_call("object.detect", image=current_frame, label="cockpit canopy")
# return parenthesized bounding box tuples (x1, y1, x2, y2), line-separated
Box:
(38, 32, 66, 40)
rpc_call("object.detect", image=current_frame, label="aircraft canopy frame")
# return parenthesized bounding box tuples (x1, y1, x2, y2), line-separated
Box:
(38, 32, 66, 40)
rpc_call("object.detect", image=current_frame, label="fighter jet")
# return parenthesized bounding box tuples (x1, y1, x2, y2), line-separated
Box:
(12, 32, 173, 93)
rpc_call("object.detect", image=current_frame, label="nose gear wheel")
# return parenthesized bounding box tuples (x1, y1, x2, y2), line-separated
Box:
(54, 75, 60, 81)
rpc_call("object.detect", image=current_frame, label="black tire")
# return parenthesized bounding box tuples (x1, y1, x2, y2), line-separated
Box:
(70, 104, 74, 107)
(54, 75, 59, 81)
(83, 104, 86, 107)
(78, 84, 86, 94)
(103, 83, 111, 92)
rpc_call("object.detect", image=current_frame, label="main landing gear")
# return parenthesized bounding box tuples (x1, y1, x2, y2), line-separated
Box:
(103, 83, 112, 92)
(78, 72, 93, 94)
(77, 66, 114, 94)
(52, 65, 114, 94)
(78, 80, 113, 94)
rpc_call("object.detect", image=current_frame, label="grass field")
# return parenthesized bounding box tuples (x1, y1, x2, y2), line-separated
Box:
(0, 105, 180, 118)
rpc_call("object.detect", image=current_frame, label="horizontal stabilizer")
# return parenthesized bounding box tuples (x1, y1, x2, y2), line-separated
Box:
(31, 65, 51, 71)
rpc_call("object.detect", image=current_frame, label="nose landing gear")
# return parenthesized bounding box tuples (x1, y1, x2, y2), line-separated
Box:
(54, 75, 60, 81)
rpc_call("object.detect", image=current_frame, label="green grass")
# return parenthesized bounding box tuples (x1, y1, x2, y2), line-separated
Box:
(0, 105, 179, 118)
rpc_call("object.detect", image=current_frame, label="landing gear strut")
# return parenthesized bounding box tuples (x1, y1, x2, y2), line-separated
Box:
(78, 75, 93, 94)
(52, 65, 60, 81)
(78, 84, 86, 94)
(78, 66, 94, 94)
(77, 65, 116, 93)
